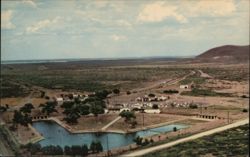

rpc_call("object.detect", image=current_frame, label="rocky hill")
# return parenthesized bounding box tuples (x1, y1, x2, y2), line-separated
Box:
(196, 45, 249, 63)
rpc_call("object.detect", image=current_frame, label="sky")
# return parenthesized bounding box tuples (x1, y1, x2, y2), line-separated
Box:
(1, 0, 249, 61)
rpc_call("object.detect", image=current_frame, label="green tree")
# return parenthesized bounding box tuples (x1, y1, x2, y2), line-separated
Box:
(95, 90, 110, 99)
(133, 136, 143, 145)
(29, 143, 41, 155)
(71, 145, 82, 155)
(79, 104, 90, 115)
(63, 110, 80, 124)
(12, 110, 23, 129)
(41, 145, 63, 155)
(96, 141, 103, 153)
(90, 141, 103, 153)
(64, 146, 72, 155)
(90, 102, 104, 117)
(152, 104, 159, 109)
(119, 111, 136, 123)
(0, 104, 8, 113)
(20, 113, 32, 127)
(39, 101, 57, 116)
(113, 89, 120, 95)
(148, 93, 155, 97)
(90, 141, 96, 153)
(81, 144, 89, 156)
(61, 101, 74, 109)
(20, 103, 34, 114)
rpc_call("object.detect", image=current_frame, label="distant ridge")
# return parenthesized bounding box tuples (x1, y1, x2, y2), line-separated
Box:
(196, 45, 249, 63)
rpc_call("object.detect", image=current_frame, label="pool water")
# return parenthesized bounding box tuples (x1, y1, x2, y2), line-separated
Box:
(32, 121, 188, 150)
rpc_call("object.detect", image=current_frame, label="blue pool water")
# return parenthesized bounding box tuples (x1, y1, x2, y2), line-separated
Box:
(32, 121, 188, 150)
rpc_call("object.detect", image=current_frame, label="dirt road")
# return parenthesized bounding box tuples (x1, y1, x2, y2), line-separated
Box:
(130, 70, 195, 93)
(198, 69, 213, 78)
(122, 118, 249, 157)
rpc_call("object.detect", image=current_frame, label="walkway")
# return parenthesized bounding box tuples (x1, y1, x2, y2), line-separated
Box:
(122, 118, 249, 156)
(101, 116, 121, 131)
(198, 70, 213, 78)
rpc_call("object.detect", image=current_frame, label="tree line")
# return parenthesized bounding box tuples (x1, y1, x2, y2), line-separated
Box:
(26, 141, 103, 156)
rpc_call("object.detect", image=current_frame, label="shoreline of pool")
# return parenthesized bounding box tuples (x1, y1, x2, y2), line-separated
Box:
(32, 116, 190, 135)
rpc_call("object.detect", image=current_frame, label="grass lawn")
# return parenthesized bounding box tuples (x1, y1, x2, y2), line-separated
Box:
(143, 124, 249, 157)
(109, 113, 184, 131)
(60, 113, 120, 131)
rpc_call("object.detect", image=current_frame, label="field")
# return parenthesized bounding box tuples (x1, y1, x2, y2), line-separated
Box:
(143, 124, 249, 157)
(1, 60, 189, 97)
(0, 59, 249, 156)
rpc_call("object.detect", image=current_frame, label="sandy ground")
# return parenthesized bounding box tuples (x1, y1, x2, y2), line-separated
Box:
(58, 113, 120, 131)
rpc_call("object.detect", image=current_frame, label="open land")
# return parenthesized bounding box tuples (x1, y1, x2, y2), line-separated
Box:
(0, 59, 249, 156)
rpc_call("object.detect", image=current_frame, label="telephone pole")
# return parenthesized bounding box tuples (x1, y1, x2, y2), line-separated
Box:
(142, 112, 144, 127)
(107, 135, 110, 156)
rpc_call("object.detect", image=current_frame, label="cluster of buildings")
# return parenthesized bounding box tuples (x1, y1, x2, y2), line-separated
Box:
(136, 95, 168, 102)
(164, 101, 201, 108)
(108, 103, 161, 114)
(54, 93, 90, 104)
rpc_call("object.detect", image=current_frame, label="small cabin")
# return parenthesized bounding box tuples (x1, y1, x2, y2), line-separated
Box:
(120, 108, 131, 113)
(180, 85, 189, 89)
(144, 109, 161, 114)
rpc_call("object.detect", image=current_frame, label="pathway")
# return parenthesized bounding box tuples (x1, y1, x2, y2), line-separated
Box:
(101, 116, 121, 131)
(122, 118, 249, 156)
(198, 70, 213, 78)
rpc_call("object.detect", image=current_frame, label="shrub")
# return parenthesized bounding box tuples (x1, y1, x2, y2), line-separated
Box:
(126, 91, 131, 95)
(152, 104, 159, 109)
(163, 89, 179, 94)
(148, 93, 155, 97)
(241, 95, 248, 98)
(189, 104, 198, 109)
(242, 109, 248, 112)
(133, 136, 143, 146)
(113, 89, 120, 94)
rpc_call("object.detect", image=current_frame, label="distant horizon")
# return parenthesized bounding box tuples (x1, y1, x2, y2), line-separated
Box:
(1, 55, 195, 62)
(2, 43, 249, 62)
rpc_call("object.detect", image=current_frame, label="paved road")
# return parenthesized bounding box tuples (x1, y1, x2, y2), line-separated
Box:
(122, 118, 249, 157)
(101, 116, 121, 131)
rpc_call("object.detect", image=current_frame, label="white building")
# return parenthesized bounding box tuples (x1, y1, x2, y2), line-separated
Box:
(144, 109, 161, 114)
(55, 97, 63, 105)
(158, 96, 167, 101)
(180, 85, 189, 89)
(120, 108, 131, 113)
(73, 94, 78, 98)
(133, 103, 143, 109)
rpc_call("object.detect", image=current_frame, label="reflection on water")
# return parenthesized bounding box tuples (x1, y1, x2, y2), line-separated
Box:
(32, 121, 188, 150)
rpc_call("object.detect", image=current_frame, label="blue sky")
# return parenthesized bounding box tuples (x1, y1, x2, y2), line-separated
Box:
(1, 0, 249, 60)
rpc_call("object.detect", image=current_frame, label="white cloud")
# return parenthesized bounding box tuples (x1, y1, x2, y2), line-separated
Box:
(1, 10, 15, 29)
(116, 20, 132, 27)
(137, 1, 187, 23)
(22, 0, 37, 8)
(111, 34, 127, 41)
(26, 16, 62, 33)
(185, 0, 236, 17)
